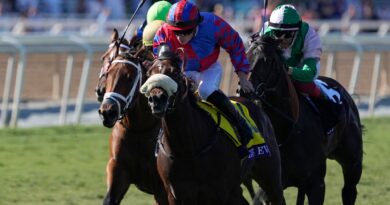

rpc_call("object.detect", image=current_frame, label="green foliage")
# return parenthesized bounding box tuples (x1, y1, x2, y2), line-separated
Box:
(0, 118, 389, 204)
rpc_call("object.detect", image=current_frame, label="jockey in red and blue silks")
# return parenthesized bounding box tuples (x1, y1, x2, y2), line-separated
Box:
(152, 0, 254, 151)
(153, 11, 250, 76)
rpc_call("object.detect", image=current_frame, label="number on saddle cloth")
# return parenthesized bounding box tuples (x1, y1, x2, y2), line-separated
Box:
(311, 80, 345, 136)
(315, 79, 342, 104)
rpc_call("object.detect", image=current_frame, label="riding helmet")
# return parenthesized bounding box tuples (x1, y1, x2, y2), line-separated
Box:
(268, 4, 301, 31)
(166, 0, 203, 31)
(146, 1, 172, 23)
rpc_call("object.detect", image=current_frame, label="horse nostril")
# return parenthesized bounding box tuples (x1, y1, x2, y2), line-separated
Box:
(149, 95, 159, 103)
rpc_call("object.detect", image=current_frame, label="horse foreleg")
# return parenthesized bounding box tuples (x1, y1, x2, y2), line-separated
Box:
(242, 176, 256, 199)
(304, 162, 326, 205)
(104, 157, 132, 205)
(296, 187, 305, 205)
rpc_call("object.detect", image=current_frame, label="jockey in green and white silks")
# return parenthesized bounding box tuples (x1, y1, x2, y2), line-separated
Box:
(263, 4, 323, 98)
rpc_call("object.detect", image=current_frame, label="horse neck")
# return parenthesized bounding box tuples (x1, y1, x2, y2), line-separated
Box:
(162, 96, 214, 157)
(264, 72, 299, 136)
(124, 93, 159, 132)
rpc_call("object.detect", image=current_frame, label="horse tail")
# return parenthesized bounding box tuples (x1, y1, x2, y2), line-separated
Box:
(339, 82, 365, 133)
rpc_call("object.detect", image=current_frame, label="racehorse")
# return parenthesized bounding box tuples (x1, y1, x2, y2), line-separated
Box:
(97, 29, 168, 205)
(246, 35, 363, 205)
(140, 48, 285, 205)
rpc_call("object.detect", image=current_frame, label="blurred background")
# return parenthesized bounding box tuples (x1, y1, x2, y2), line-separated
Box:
(1, 0, 390, 128)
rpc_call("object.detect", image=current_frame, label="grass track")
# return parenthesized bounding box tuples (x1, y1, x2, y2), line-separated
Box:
(0, 118, 389, 204)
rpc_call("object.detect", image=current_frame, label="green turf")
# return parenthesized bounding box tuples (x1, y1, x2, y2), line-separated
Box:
(0, 118, 389, 204)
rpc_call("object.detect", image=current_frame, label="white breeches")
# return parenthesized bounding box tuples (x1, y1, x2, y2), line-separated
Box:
(184, 62, 222, 99)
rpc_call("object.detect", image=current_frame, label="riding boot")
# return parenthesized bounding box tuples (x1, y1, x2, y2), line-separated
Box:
(207, 90, 253, 154)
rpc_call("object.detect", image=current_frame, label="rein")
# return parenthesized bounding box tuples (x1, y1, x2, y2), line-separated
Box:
(164, 73, 190, 114)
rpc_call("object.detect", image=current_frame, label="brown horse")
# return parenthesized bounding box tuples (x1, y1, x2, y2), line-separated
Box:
(246, 35, 363, 205)
(140, 48, 285, 205)
(97, 29, 167, 205)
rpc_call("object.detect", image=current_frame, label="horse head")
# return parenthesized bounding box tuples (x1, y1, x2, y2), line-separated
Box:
(140, 45, 188, 118)
(95, 29, 136, 103)
(247, 35, 299, 120)
(98, 49, 145, 128)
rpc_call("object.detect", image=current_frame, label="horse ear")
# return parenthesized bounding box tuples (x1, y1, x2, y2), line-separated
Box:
(111, 29, 119, 42)
(175, 48, 186, 73)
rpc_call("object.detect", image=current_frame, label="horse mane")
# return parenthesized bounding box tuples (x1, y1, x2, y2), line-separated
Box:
(284, 69, 300, 121)
(249, 35, 300, 121)
(252, 36, 284, 62)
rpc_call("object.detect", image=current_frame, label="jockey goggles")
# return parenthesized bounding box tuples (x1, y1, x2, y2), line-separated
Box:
(173, 28, 195, 36)
(272, 30, 297, 39)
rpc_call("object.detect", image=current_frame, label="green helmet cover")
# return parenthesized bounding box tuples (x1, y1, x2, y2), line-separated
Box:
(146, 1, 172, 23)
(269, 4, 301, 31)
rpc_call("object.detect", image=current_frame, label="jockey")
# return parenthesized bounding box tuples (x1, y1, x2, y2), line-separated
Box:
(263, 4, 342, 133)
(153, 0, 255, 148)
(263, 4, 323, 100)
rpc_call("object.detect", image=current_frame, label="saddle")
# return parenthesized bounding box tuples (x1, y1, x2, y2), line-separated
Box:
(196, 100, 271, 159)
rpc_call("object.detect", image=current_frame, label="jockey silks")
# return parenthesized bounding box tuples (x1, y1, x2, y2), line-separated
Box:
(153, 12, 250, 74)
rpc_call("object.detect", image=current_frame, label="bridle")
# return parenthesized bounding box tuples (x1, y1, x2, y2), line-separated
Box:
(99, 40, 131, 80)
(102, 55, 143, 120)
(250, 48, 286, 100)
(249, 38, 297, 124)
(151, 48, 189, 114)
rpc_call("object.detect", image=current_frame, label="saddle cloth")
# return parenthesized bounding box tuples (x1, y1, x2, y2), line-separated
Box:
(315, 79, 342, 105)
(308, 80, 345, 136)
(197, 100, 271, 159)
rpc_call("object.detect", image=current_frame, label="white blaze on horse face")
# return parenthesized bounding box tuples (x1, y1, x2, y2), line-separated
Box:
(109, 51, 115, 61)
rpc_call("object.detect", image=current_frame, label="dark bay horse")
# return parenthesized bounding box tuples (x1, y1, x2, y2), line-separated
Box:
(97, 29, 167, 205)
(246, 35, 363, 205)
(140, 49, 285, 205)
